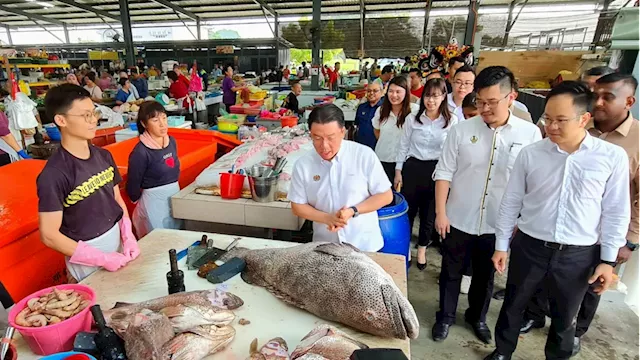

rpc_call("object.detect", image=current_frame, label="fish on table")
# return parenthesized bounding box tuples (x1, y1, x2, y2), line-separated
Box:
(291, 325, 368, 360)
(246, 337, 290, 360)
(220, 242, 419, 339)
(160, 304, 235, 333)
(103, 290, 243, 335)
(162, 324, 236, 360)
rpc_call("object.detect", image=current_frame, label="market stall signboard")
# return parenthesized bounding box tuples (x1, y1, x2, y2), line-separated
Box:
(216, 46, 234, 54)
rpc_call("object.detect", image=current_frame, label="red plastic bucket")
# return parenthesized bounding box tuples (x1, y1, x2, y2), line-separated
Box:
(8, 284, 96, 355)
(219, 172, 245, 199)
(281, 116, 298, 128)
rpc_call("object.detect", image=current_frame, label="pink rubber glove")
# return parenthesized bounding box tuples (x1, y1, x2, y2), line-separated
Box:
(119, 217, 140, 260)
(69, 241, 130, 272)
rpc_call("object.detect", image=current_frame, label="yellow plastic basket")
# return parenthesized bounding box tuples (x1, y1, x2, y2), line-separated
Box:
(249, 90, 267, 101)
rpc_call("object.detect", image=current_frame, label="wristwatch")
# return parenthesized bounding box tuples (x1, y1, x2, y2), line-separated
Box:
(625, 241, 638, 251)
(350, 206, 360, 218)
(601, 260, 617, 267)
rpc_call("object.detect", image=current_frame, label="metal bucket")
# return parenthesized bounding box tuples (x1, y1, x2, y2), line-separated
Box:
(248, 175, 278, 203)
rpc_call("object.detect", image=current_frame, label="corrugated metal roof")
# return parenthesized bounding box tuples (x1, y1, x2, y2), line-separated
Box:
(0, 0, 606, 28)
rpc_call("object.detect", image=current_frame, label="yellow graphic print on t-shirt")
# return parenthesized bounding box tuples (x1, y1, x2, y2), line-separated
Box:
(63, 167, 115, 207)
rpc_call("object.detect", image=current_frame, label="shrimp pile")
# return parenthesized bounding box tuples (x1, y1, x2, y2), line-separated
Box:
(15, 287, 90, 327)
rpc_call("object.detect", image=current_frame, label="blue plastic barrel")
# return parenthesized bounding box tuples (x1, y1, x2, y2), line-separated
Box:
(377, 192, 411, 267)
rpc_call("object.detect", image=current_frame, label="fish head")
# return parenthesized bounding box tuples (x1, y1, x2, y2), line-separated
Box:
(258, 337, 290, 359)
(206, 288, 244, 310)
(353, 284, 419, 340)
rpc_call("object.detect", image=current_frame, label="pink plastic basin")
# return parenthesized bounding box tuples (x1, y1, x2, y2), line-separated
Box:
(8, 284, 96, 355)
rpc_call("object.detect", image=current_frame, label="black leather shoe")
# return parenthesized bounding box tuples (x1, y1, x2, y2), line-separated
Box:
(432, 322, 450, 342)
(465, 310, 492, 344)
(416, 261, 427, 271)
(467, 319, 492, 344)
(519, 318, 545, 334)
(493, 288, 506, 300)
(571, 336, 581, 357)
(483, 350, 511, 360)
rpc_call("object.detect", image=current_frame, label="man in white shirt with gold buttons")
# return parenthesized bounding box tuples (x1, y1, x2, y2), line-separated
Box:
(485, 81, 630, 360)
(432, 66, 542, 344)
(288, 104, 393, 252)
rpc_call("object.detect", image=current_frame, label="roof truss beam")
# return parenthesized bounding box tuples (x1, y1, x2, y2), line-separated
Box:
(252, 0, 276, 17)
(149, 0, 199, 21)
(53, 0, 120, 21)
(0, 4, 65, 25)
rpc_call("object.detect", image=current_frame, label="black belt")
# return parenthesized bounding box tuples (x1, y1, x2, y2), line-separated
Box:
(521, 231, 591, 251)
(407, 157, 438, 163)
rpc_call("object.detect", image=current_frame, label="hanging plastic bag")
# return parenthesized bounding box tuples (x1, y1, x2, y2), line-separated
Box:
(194, 91, 206, 111)
(188, 65, 203, 93)
(95, 104, 125, 127)
(4, 92, 38, 131)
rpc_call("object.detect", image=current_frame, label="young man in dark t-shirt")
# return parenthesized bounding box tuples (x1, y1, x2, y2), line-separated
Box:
(282, 82, 305, 116)
(37, 84, 140, 282)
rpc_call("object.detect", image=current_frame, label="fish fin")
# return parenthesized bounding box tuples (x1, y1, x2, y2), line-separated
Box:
(250, 338, 258, 354)
(264, 284, 305, 309)
(112, 302, 133, 309)
(381, 285, 407, 339)
(314, 242, 360, 257)
(159, 305, 185, 318)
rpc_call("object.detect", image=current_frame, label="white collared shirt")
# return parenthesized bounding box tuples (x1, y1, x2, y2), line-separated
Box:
(434, 113, 542, 235)
(372, 104, 419, 163)
(447, 93, 465, 123)
(495, 134, 630, 262)
(396, 112, 459, 170)
(288, 140, 391, 251)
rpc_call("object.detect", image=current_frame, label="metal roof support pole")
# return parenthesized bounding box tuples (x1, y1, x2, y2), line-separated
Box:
(502, 0, 528, 48)
(359, 0, 365, 58)
(119, 0, 135, 67)
(463, 0, 478, 46)
(275, 12, 280, 68)
(63, 24, 70, 44)
(197, 18, 201, 40)
(4, 26, 12, 46)
(311, 0, 321, 91)
(421, 0, 432, 48)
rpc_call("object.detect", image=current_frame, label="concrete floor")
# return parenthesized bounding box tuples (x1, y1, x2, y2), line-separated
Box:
(406, 245, 640, 360)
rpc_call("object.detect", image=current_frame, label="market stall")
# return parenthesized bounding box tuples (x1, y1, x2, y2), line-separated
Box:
(11, 229, 412, 359)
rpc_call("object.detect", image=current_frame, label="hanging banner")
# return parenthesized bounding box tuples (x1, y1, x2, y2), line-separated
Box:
(216, 45, 234, 54)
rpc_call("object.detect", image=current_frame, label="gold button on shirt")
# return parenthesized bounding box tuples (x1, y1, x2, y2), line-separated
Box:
(588, 113, 640, 244)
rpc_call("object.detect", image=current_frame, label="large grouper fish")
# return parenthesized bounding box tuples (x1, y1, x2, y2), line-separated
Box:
(221, 242, 419, 339)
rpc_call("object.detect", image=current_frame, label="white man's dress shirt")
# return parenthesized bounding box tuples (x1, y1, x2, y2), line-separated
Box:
(288, 140, 391, 251)
(434, 113, 542, 235)
(396, 112, 459, 170)
(495, 133, 630, 262)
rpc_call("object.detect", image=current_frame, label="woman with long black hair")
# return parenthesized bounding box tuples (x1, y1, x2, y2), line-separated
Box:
(372, 75, 419, 182)
(395, 78, 459, 270)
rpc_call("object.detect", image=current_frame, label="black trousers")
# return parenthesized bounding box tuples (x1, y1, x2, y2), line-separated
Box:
(524, 270, 601, 338)
(381, 161, 395, 185)
(495, 231, 600, 360)
(436, 226, 496, 324)
(401, 158, 437, 247)
(0, 153, 10, 167)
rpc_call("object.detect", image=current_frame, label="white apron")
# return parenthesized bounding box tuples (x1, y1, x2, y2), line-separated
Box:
(132, 181, 182, 238)
(0, 137, 19, 163)
(65, 223, 122, 282)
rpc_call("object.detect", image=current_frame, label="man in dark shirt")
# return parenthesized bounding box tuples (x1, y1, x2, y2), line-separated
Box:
(282, 82, 305, 116)
(355, 81, 384, 149)
(37, 84, 140, 282)
(130, 68, 149, 98)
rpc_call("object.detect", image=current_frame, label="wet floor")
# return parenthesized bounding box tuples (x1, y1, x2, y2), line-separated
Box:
(407, 244, 640, 360)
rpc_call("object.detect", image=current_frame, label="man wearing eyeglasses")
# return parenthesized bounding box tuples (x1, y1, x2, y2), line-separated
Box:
(36, 84, 139, 283)
(485, 81, 629, 360)
(354, 82, 384, 150)
(448, 65, 476, 122)
(432, 66, 542, 344)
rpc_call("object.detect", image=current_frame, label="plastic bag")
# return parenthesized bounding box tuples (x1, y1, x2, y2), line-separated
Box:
(4, 93, 38, 131)
(96, 104, 125, 127)
(194, 92, 206, 111)
(188, 66, 203, 92)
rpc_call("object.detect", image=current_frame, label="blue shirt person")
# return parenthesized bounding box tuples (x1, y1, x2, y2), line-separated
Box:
(354, 82, 384, 150)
